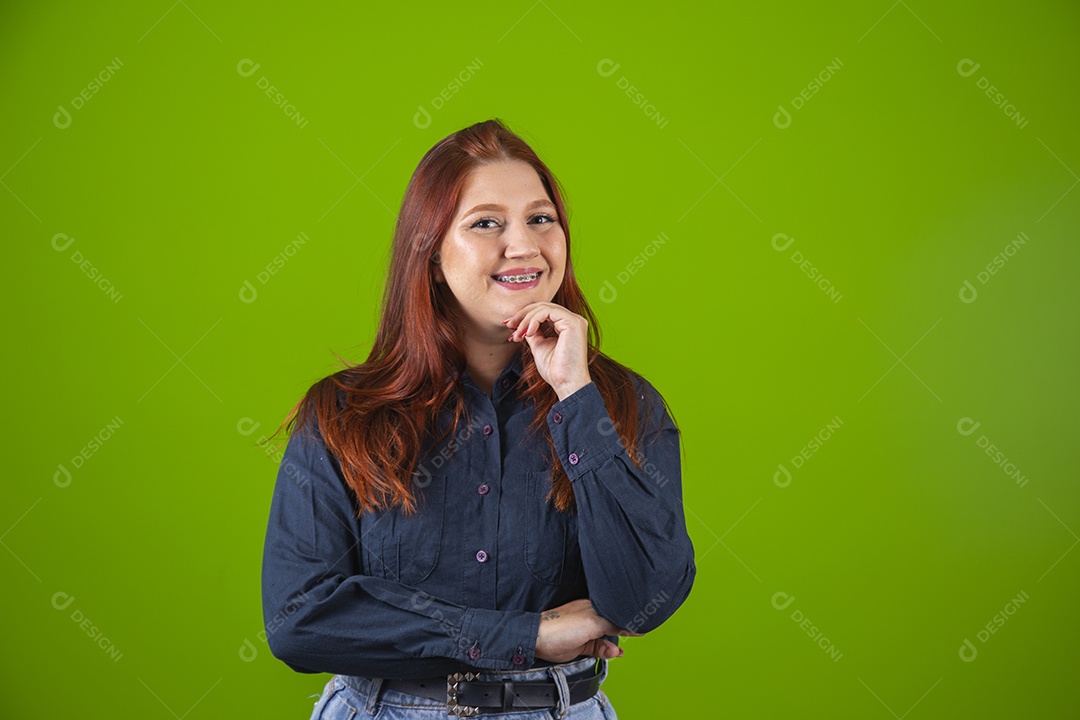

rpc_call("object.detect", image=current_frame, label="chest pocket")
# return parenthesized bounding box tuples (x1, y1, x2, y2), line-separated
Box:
(523, 470, 583, 586)
(360, 476, 446, 586)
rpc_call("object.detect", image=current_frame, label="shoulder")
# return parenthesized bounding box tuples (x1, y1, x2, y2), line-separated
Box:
(592, 352, 677, 433)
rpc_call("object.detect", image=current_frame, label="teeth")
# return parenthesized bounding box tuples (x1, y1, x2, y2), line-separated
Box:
(495, 272, 539, 284)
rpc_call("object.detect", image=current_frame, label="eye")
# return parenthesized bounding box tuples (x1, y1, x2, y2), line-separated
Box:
(470, 217, 500, 230)
(530, 214, 558, 224)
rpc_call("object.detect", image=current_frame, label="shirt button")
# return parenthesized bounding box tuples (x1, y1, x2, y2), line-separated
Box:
(469, 647, 482, 661)
(477, 484, 490, 495)
(502, 378, 511, 389)
(512, 653, 525, 665)
(568, 453, 579, 465)
(552, 412, 563, 424)
(483, 424, 493, 436)
(476, 550, 488, 563)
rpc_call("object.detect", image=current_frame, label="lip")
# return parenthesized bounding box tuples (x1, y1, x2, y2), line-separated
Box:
(492, 267, 543, 277)
(491, 268, 543, 290)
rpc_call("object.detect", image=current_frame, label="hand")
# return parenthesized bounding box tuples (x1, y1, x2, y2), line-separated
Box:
(503, 302, 592, 401)
(535, 598, 631, 663)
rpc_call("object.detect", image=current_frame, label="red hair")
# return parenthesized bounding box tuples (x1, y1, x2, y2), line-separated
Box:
(273, 118, 654, 515)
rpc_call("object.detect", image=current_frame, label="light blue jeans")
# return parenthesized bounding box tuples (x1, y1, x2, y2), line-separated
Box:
(307, 655, 617, 720)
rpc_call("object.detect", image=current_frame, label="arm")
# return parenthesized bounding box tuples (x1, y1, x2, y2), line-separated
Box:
(261, 415, 542, 678)
(545, 376, 696, 633)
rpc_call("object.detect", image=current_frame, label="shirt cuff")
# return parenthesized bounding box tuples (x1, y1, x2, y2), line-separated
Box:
(460, 608, 542, 671)
(545, 381, 627, 482)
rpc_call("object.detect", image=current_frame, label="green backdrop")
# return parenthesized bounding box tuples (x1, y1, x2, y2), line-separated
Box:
(3, 1, 1078, 717)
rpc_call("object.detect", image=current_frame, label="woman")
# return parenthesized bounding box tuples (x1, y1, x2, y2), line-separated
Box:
(261, 118, 696, 719)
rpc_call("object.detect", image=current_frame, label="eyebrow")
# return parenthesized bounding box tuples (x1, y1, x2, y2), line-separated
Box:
(461, 199, 556, 216)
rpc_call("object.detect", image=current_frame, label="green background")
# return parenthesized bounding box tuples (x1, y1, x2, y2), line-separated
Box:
(3, 1, 1078, 717)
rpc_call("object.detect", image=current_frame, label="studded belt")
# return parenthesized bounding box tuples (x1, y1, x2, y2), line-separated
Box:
(382, 662, 604, 716)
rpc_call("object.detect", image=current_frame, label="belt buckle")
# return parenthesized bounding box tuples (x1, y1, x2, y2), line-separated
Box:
(446, 671, 480, 717)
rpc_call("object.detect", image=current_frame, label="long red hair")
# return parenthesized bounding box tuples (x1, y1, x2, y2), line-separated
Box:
(273, 118, 654, 515)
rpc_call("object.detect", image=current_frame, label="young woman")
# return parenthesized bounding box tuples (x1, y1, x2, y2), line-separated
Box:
(261, 119, 696, 719)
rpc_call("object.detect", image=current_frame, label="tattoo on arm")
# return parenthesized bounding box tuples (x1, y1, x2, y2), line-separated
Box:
(541, 611, 560, 622)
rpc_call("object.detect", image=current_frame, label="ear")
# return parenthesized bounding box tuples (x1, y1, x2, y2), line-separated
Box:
(431, 255, 445, 283)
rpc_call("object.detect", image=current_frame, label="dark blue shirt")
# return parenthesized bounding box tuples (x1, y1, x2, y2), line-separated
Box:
(261, 351, 696, 679)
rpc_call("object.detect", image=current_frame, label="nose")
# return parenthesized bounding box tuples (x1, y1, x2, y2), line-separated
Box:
(503, 221, 540, 259)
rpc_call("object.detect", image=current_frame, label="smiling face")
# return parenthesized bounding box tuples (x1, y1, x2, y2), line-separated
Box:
(433, 159, 567, 342)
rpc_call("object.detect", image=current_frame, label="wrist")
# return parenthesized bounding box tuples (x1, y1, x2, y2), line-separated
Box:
(554, 377, 592, 402)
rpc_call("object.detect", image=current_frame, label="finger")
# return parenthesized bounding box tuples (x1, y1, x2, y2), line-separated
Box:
(512, 308, 547, 341)
(597, 639, 624, 658)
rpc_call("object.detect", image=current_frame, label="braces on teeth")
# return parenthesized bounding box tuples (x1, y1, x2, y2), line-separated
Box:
(495, 272, 539, 283)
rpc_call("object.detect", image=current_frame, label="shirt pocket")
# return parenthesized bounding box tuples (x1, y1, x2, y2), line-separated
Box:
(359, 475, 446, 586)
(523, 470, 583, 586)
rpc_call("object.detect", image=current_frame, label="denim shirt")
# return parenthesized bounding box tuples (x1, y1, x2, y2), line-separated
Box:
(261, 351, 696, 680)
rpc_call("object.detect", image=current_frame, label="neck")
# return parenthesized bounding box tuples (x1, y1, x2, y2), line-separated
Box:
(460, 325, 518, 396)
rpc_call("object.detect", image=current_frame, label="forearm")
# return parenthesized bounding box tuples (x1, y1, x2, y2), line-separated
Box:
(546, 380, 697, 632)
